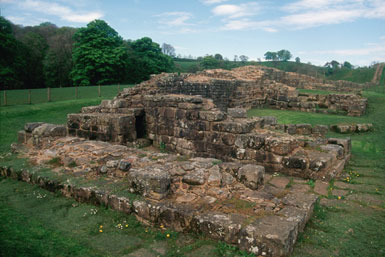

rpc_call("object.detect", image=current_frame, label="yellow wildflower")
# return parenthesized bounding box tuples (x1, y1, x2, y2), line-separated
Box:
(166, 234, 170, 238)
(99, 229, 103, 233)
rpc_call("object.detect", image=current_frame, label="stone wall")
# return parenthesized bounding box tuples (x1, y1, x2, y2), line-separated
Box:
(255, 65, 370, 93)
(118, 66, 367, 116)
(68, 94, 351, 180)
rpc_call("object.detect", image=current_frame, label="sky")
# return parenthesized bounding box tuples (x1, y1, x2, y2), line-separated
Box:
(1, 0, 385, 66)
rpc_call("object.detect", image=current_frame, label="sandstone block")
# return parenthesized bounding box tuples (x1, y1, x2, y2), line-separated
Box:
(32, 123, 66, 137)
(227, 108, 247, 118)
(295, 124, 312, 135)
(199, 110, 226, 121)
(183, 169, 206, 185)
(128, 168, 171, 199)
(237, 164, 264, 190)
(24, 122, 45, 132)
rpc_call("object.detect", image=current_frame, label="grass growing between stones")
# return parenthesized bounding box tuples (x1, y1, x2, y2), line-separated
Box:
(249, 89, 385, 256)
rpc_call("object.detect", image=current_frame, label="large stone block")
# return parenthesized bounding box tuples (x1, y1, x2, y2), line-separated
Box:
(237, 164, 264, 190)
(265, 136, 298, 156)
(128, 167, 171, 200)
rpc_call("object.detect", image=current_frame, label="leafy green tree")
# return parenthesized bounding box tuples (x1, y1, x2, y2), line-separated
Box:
(161, 43, 176, 57)
(239, 55, 249, 63)
(264, 51, 278, 61)
(214, 53, 223, 61)
(71, 20, 127, 86)
(343, 61, 353, 69)
(200, 55, 220, 69)
(295, 57, 300, 63)
(0, 16, 28, 89)
(277, 49, 292, 61)
(125, 37, 174, 83)
(44, 27, 76, 87)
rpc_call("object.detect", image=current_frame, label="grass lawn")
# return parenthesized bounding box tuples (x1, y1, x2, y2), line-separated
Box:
(248, 90, 385, 256)
(0, 88, 384, 256)
(0, 84, 133, 106)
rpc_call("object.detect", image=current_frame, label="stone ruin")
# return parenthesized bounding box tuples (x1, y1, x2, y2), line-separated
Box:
(67, 94, 350, 181)
(123, 65, 368, 116)
(10, 66, 363, 256)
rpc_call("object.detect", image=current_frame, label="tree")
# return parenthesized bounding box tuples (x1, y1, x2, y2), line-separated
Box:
(343, 61, 353, 69)
(0, 16, 28, 89)
(239, 55, 249, 63)
(125, 37, 174, 83)
(233, 55, 238, 62)
(277, 49, 292, 61)
(214, 53, 223, 61)
(264, 51, 277, 61)
(71, 20, 127, 86)
(43, 27, 76, 87)
(295, 57, 300, 63)
(161, 43, 175, 57)
(200, 55, 220, 69)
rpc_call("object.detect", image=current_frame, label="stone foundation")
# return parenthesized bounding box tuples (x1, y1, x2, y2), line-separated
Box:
(6, 134, 319, 257)
(117, 66, 367, 116)
(66, 94, 351, 181)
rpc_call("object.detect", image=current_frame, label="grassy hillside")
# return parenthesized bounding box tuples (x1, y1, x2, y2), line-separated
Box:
(173, 59, 380, 84)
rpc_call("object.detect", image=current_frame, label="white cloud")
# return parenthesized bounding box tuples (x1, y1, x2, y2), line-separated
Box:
(217, 0, 385, 31)
(201, 0, 229, 5)
(381, 36, 385, 40)
(157, 12, 194, 27)
(283, 0, 346, 12)
(281, 0, 385, 29)
(5, 15, 46, 26)
(17, 0, 103, 23)
(316, 44, 385, 56)
(280, 9, 361, 29)
(212, 2, 260, 18)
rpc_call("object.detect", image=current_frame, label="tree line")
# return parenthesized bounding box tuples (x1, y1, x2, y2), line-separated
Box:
(0, 17, 174, 90)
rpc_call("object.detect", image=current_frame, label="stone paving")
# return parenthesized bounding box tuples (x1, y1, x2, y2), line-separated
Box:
(9, 134, 322, 257)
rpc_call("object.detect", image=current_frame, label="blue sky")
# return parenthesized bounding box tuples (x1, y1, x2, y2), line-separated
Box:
(1, 0, 384, 66)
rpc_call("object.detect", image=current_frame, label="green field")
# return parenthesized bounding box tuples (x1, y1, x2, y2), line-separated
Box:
(0, 84, 133, 106)
(0, 87, 384, 256)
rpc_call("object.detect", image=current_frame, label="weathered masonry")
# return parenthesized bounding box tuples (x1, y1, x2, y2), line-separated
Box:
(68, 93, 351, 181)
(121, 66, 368, 116)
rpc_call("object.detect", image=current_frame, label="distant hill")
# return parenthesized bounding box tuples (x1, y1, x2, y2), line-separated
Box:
(173, 58, 384, 85)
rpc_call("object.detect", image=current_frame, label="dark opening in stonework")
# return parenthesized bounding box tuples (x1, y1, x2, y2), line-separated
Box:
(135, 114, 146, 138)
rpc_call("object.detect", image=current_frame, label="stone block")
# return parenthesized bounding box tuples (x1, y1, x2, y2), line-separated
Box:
(183, 169, 206, 185)
(320, 144, 344, 159)
(283, 153, 308, 170)
(227, 108, 247, 118)
(265, 136, 298, 156)
(261, 116, 277, 126)
(118, 160, 131, 171)
(237, 164, 264, 190)
(327, 138, 351, 155)
(24, 122, 44, 132)
(356, 123, 373, 132)
(212, 120, 256, 134)
(32, 123, 66, 137)
(295, 124, 312, 135)
(312, 125, 328, 136)
(199, 110, 226, 121)
(128, 167, 171, 199)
